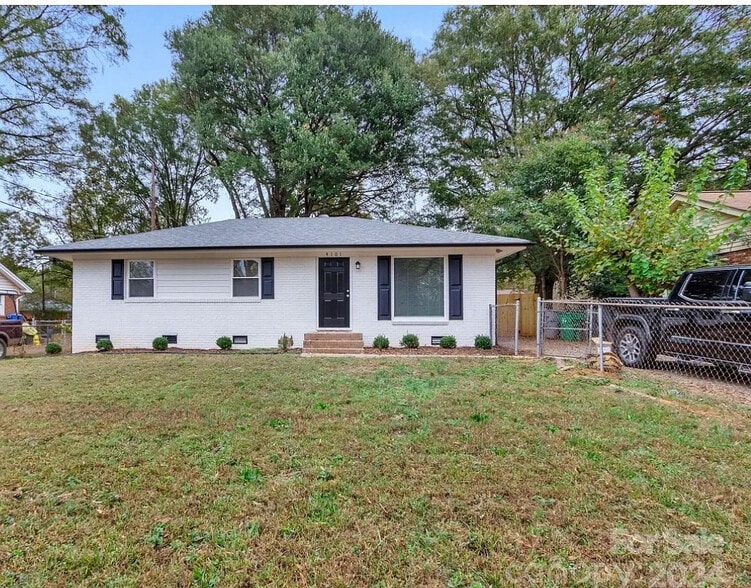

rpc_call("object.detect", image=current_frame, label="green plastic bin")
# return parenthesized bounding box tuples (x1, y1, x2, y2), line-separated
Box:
(559, 312, 585, 342)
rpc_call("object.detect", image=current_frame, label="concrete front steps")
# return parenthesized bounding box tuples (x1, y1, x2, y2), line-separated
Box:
(302, 332, 364, 355)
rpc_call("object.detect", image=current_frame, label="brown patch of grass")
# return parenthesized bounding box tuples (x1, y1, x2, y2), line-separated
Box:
(0, 354, 749, 586)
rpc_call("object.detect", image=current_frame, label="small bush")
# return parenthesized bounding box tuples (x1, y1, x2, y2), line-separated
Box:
(400, 333, 419, 349)
(96, 339, 113, 352)
(474, 335, 492, 350)
(216, 336, 232, 350)
(45, 342, 62, 355)
(278, 333, 293, 352)
(373, 335, 389, 349)
(439, 335, 457, 349)
(152, 336, 168, 351)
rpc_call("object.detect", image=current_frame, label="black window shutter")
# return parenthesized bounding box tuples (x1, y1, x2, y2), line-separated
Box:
(448, 255, 463, 320)
(261, 258, 274, 299)
(377, 256, 391, 320)
(112, 260, 124, 300)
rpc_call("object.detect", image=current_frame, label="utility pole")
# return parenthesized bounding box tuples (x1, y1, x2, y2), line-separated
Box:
(150, 162, 156, 231)
(41, 263, 46, 315)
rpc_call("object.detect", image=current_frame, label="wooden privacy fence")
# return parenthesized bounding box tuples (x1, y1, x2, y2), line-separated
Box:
(497, 292, 538, 337)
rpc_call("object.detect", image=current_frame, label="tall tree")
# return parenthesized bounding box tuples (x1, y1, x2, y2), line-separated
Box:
(488, 129, 613, 298)
(65, 81, 217, 240)
(0, 6, 127, 186)
(567, 149, 749, 297)
(424, 5, 751, 222)
(169, 6, 424, 218)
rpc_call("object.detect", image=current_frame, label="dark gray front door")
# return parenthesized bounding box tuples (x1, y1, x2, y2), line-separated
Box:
(319, 258, 350, 328)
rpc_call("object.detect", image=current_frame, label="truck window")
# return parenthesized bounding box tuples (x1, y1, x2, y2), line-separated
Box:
(680, 270, 732, 301)
(732, 269, 751, 301)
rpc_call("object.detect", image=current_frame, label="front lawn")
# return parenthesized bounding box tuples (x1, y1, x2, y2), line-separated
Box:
(1, 355, 749, 586)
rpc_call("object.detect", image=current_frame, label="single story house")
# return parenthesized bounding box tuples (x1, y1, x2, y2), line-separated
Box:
(670, 190, 751, 264)
(37, 216, 529, 353)
(0, 262, 33, 317)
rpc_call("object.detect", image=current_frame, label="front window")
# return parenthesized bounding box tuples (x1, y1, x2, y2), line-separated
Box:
(128, 261, 154, 298)
(394, 257, 444, 317)
(680, 270, 730, 301)
(233, 259, 260, 297)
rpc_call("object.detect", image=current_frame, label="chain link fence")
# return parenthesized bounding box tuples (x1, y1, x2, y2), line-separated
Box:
(530, 299, 751, 380)
(489, 302, 520, 355)
(8, 320, 72, 357)
(536, 300, 599, 360)
(600, 300, 751, 380)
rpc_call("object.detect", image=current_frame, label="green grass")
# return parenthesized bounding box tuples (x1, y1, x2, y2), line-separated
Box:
(0, 354, 749, 586)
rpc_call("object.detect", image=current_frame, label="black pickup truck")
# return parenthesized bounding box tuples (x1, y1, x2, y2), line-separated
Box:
(603, 266, 751, 374)
(0, 291, 23, 359)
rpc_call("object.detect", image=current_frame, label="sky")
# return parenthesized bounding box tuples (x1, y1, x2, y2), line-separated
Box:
(83, 5, 451, 220)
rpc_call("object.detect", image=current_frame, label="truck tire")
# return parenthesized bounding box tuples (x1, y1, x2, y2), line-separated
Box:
(0, 339, 6, 359)
(614, 325, 655, 368)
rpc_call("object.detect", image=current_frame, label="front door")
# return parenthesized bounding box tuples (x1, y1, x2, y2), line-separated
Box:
(319, 258, 350, 328)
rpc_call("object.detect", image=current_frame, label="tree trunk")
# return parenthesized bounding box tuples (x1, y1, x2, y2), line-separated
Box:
(627, 283, 641, 298)
(534, 270, 556, 299)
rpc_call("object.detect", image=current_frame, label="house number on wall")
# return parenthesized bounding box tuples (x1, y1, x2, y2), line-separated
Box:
(323, 251, 343, 257)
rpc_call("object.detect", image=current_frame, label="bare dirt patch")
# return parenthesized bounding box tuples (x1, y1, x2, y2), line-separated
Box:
(636, 366, 751, 407)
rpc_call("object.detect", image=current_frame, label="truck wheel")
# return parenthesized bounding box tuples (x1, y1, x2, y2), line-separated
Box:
(615, 325, 654, 368)
(0, 339, 6, 359)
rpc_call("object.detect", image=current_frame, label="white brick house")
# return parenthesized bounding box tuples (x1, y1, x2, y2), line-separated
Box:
(38, 217, 529, 353)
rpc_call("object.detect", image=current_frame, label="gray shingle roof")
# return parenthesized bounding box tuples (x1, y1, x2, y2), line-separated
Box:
(37, 216, 531, 255)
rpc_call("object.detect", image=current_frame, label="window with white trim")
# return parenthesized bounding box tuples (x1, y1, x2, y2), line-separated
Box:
(393, 257, 445, 318)
(128, 261, 154, 298)
(233, 259, 260, 297)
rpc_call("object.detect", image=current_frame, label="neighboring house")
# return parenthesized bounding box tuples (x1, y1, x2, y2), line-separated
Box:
(0, 262, 33, 317)
(37, 217, 530, 353)
(670, 191, 751, 264)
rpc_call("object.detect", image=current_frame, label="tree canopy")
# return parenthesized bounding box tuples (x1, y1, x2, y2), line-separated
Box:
(0, 6, 127, 184)
(169, 6, 424, 218)
(65, 80, 217, 241)
(424, 5, 751, 221)
(567, 149, 749, 297)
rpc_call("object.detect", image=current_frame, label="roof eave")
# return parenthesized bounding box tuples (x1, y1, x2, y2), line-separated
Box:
(0, 264, 33, 294)
(37, 241, 532, 257)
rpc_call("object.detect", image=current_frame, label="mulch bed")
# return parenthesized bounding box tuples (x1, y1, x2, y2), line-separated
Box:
(88, 347, 294, 355)
(363, 346, 512, 356)
(89, 346, 512, 357)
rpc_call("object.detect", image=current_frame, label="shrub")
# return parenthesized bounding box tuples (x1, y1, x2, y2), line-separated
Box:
(152, 336, 169, 351)
(439, 335, 457, 349)
(400, 333, 419, 349)
(278, 333, 293, 352)
(96, 339, 113, 352)
(474, 335, 492, 350)
(373, 335, 389, 349)
(45, 342, 62, 355)
(216, 336, 232, 350)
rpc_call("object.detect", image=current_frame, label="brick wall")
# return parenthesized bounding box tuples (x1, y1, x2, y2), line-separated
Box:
(70, 248, 498, 353)
(722, 248, 751, 265)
